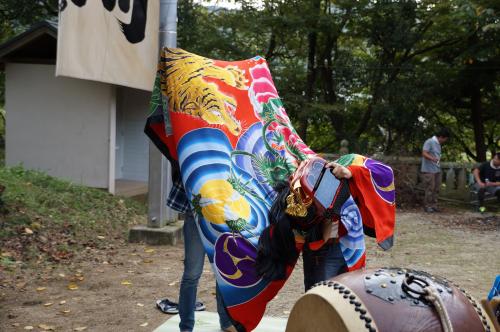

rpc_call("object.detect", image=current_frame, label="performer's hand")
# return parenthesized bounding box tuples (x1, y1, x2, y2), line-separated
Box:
(326, 162, 352, 179)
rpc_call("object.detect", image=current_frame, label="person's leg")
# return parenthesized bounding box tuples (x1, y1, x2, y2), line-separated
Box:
(494, 186, 500, 202)
(216, 284, 235, 330)
(421, 173, 433, 211)
(322, 242, 347, 280)
(477, 186, 486, 206)
(432, 172, 442, 210)
(303, 242, 346, 291)
(303, 245, 326, 291)
(483, 186, 500, 203)
(178, 211, 205, 332)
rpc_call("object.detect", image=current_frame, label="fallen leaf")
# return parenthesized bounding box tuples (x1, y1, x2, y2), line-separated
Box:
(144, 248, 155, 253)
(2, 252, 12, 257)
(58, 273, 66, 278)
(74, 327, 87, 331)
(96, 269, 104, 273)
(168, 281, 178, 286)
(31, 222, 41, 230)
(61, 309, 71, 314)
(43, 302, 53, 307)
(16, 282, 27, 289)
(38, 324, 55, 330)
(24, 228, 34, 235)
(142, 259, 153, 264)
(67, 283, 79, 290)
(59, 300, 66, 305)
(140, 322, 148, 327)
(97, 236, 105, 240)
(12, 323, 20, 327)
(24, 326, 34, 330)
(136, 303, 144, 307)
(36, 287, 46, 292)
(121, 280, 132, 286)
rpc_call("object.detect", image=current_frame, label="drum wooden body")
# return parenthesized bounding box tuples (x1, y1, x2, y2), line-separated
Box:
(286, 268, 494, 332)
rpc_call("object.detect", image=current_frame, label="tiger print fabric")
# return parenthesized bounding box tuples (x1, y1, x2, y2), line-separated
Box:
(160, 49, 247, 136)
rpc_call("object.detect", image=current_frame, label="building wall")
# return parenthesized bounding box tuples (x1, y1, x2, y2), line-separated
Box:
(115, 87, 149, 182)
(5, 63, 112, 188)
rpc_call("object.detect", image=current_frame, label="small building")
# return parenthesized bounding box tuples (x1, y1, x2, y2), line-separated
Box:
(0, 21, 149, 196)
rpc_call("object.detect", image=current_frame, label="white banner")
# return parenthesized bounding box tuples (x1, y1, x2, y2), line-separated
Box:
(56, 0, 159, 91)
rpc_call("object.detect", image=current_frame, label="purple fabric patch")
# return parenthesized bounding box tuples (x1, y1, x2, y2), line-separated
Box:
(364, 158, 395, 204)
(214, 233, 261, 288)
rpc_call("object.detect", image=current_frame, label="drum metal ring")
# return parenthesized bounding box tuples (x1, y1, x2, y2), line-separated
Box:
(402, 273, 430, 300)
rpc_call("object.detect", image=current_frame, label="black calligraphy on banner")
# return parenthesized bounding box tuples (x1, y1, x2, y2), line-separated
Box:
(59, 0, 148, 44)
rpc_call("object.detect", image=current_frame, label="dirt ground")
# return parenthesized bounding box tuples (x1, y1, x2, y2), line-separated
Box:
(1, 209, 499, 332)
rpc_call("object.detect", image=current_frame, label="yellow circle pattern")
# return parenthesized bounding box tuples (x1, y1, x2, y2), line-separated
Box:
(198, 179, 250, 225)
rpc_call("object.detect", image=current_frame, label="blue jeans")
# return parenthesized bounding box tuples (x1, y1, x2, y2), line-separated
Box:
(178, 211, 233, 331)
(302, 241, 347, 291)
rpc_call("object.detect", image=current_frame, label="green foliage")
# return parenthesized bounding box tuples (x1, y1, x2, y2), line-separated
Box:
(176, 0, 499, 161)
(0, 0, 58, 37)
(0, 0, 498, 161)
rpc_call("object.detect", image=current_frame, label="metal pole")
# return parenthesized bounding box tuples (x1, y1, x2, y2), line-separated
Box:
(147, 0, 178, 228)
(160, 0, 178, 48)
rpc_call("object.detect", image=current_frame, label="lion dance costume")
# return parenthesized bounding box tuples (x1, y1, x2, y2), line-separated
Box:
(145, 48, 395, 331)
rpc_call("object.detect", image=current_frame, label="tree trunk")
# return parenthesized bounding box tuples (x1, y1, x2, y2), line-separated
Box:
(305, 33, 317, 103)
(299, 0, 322, 143)
(265, 32, 276, 61)
(385, 125, 393, 154)
(470, 85, 487, 161)
(354, 59, 385, 139)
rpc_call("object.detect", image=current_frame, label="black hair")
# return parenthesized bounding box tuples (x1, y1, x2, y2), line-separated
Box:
(436, 127, 451, 138)
(255, 182, 299, 281)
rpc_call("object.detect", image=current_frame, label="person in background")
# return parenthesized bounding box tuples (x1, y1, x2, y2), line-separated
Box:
(472, 152, 500, 212)
(421, 128, 450, 213)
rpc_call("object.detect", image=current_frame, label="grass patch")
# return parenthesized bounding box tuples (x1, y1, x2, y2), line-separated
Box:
(0, 165, 146, 265)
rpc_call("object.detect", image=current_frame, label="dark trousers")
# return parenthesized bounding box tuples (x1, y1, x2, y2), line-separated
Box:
(421, 172, 441, 209)
(303, 241, 347, 291)
(474, 184, 500, 205)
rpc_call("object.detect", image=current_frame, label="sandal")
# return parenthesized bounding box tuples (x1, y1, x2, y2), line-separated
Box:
(156, 298, 178, 314)
(155, 299, 206, 314)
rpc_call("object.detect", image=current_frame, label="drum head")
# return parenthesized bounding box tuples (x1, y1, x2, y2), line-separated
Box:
(286, 285, 375, 332)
